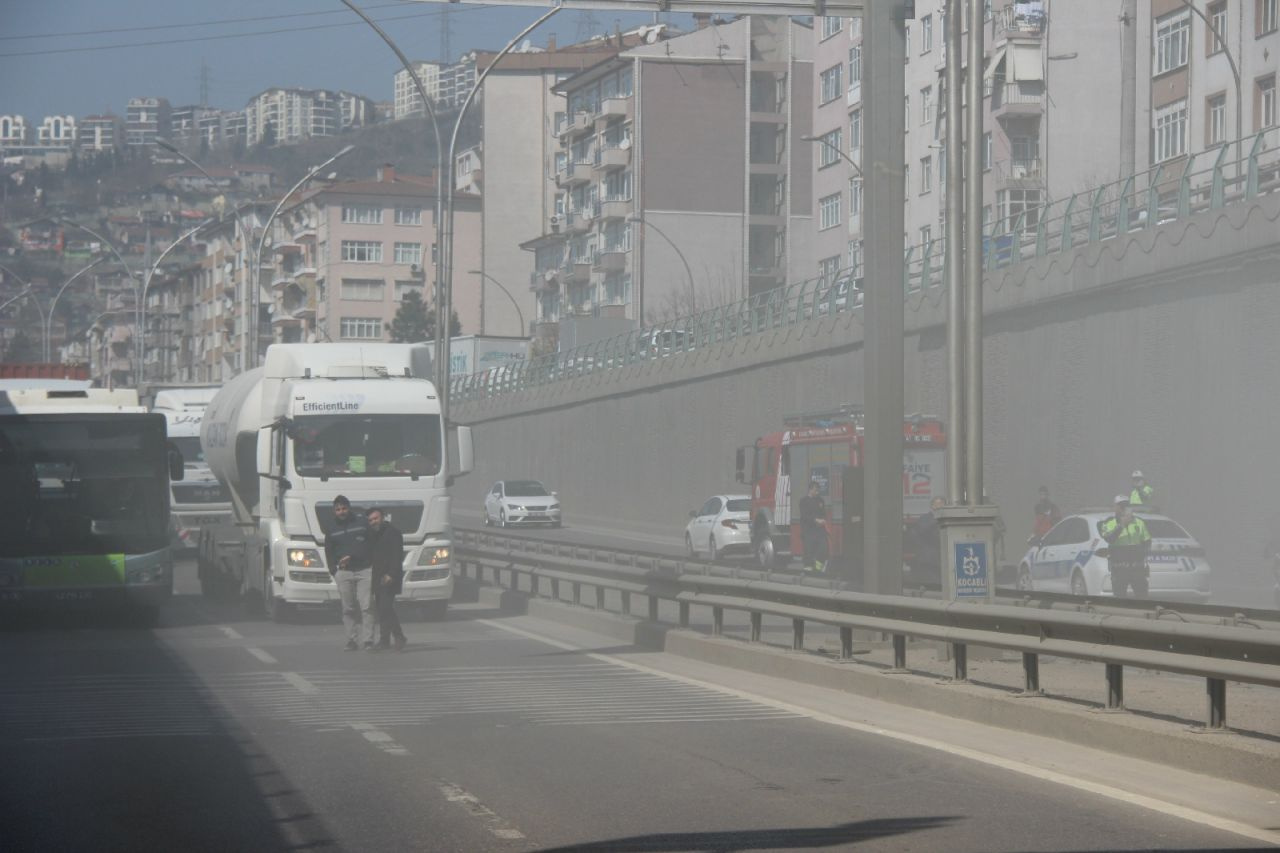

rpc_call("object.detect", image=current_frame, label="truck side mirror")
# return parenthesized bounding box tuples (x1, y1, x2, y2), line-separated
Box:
(447, 424, 474, 486)
(734, 448, 746, 483)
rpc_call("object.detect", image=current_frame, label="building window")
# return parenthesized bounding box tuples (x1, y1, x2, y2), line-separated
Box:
(1259, 75, 1277, 131)
(920, 155, 933, 194)
(919, 225, 932, 247)
(819, 193, 842, 230)
(394, 242, 423, 265)
(903, 163, 910, 200)
(997, 188, 1042, 234)
(340, 317, 383, 340)
(1154, 9, 1190, 76)
(1153, 99, 1188, 162)
(394, 280, 423, 300)
(819, 128, 843, 167)
(340, 278, 384, 301)
(820, 65, 843, 104)
(340, 240, 382, 262)
(849, 177, 862, 217)
(1208, 93, 1228, 144)
(847, 240, 863, 277)
(982, 131, 993, 171)
(905, 24, 911, 60)
(1261, 0, 1279, 35)
(1207, 1, 1227, 55)
(849, 108, 862, 152)
(904, 94, 910, 132)
(342, 204, 382, 224)
(848, 46, 862, 90)
(822, 16, 843, 39)
(603, 272, 631, 305)
(818, 256, 841, 282)
(921, 14, 933, 53)
(394, 207, 422, 225)
(603, 169, 632, 201)
(920, 85, 934, 124)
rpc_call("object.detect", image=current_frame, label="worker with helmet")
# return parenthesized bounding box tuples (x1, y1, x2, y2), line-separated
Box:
(1129, 470, 1155, 508)
(1100, 495, 1152, 598)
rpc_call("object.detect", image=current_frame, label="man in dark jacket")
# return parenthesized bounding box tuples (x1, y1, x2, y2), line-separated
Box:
(366, 507, 407, 652)
(325, 495, 373, 651)
(908, 497, 945, 584)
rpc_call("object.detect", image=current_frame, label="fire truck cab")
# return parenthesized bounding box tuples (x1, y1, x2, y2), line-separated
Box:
(735, 405, 946, 569)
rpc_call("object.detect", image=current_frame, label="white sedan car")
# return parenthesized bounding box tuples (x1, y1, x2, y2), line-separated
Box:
(685, 495, 752, 561)
(484, 480, 562, 528)
(1016, 510, 1211, 601)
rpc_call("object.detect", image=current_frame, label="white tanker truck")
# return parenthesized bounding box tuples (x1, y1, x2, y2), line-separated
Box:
(196, 343, 472, 621)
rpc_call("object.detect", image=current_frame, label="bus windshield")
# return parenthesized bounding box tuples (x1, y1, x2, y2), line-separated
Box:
(0, 415, 170, 558)
(292, 414, 442, 478)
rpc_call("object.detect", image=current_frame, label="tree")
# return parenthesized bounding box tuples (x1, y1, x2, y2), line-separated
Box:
(258, 120, 277, 151)
(3, 331, 39, 363)
(386, 290, 461, 342)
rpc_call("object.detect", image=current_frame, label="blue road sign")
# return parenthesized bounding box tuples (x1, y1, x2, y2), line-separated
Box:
(953, 542, 989, 598)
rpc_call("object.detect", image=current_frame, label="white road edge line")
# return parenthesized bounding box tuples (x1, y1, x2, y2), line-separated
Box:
(438, 781, 526, 841)
(218, 625, 244, 640)
(282, 672, 318, 695)
(245, 647, 278, 665)
(478, 618, 1280, 847)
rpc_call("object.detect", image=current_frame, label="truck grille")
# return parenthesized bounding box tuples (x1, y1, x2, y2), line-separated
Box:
(172, 483, 228, 504)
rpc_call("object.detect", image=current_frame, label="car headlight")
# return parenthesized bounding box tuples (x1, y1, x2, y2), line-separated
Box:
(506, 503, 524, 511)
(549, 503, 561, 510)
(287, 548, 324, 568)
(417, 546, 450, 566)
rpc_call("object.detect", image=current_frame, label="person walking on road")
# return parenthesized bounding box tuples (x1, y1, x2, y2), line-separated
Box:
(324, 495, 374, 651)
(798, 481, 830, 572)
(1033, 486, 1062, 538)
(1100, 495, 1152, 598)
(1129, 471, 1156, 508)
(367, 507, 407, 652)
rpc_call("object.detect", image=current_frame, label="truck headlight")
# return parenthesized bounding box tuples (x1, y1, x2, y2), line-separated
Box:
(287, 549, 324, 568)
(418, 547, 450, 566)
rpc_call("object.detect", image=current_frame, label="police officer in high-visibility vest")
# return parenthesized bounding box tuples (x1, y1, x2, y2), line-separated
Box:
(1129, 470, 1155, 508)
(1100, 495, 1152, 598)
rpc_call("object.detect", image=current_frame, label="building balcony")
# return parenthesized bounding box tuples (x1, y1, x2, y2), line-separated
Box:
(565, 209, 593, 234)
(292, 227, 317, 242)
(556, 159, 595, 188)
(562, 261, 592, 284)
(998, 3, 1044, 40)
(593, 250, 628, 273)
(594, 145, 631, 171)
(992, 81, 1044, 119)
(530, 268, 560, 291)
(559, 111, 594, 140)
(996, 157, 1043, 185)
(272, 312, 301, 328)
(597, 199, 632, 221)
(596, 97, 632, 125)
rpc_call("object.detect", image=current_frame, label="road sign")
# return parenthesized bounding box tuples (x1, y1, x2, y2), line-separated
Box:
(953, 542, 989, 599)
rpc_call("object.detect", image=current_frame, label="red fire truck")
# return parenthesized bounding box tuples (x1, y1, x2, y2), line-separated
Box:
(734, 405, 946, 568)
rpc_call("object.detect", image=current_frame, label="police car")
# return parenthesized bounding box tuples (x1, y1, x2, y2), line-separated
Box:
(1016, 509, 1212, 602)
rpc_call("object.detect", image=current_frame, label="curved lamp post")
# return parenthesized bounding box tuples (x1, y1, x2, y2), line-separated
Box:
(0, 276, 47, 359)
(627, 213, 695, 314)
(138, 221, 213, 382)
(55, 218, 142, 377)
(801, 133, 863, 176)
(45, 257, 107, 364)
(468, 270, 525, 336)
(1172, 0, 1242, 176)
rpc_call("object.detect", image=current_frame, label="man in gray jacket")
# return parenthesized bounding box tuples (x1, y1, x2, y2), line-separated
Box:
(324, 495, 374, 650)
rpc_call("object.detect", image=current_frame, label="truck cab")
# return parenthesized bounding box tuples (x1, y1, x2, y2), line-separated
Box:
(150, 387, 231, 551)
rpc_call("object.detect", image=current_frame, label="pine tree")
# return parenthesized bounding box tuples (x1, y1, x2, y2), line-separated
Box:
(3, 331, 39, 363)
(387, 290, 461, 342)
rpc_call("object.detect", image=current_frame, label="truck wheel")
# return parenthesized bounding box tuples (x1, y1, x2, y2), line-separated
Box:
(263, 569, 291, 623)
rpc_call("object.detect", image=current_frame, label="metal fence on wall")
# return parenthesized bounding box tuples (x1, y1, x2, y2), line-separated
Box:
(453, 128, 1279, 403)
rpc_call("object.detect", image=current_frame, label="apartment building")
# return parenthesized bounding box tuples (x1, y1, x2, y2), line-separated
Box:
(271, 166, 482, 346)
(78, 114, 122, 151)
(1137, 0, 1278, 173)
(126, 97, 171, 147)
(36, 115, 76, 149)
(244, 88, 375, 147)
(394, 61, 443, 119)
(525, 17, 814, 336)
(438, 53, 479, 107)
(476, 29, 669, 339)
(1, 114, 78, 154)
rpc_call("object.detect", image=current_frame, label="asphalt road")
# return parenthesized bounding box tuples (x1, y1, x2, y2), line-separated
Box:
(0, 559, 1273, 853)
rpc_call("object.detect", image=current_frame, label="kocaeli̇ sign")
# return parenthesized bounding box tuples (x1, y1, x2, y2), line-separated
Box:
(953, 542, 989, 598)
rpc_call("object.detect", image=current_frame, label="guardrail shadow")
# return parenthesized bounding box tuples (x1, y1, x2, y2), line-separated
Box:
(532, 816, 960, 851)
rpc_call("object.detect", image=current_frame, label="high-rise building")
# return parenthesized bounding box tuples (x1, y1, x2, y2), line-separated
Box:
(126, 97, 171, 147)
(0, 115, 30, 151)
(78, 114, 121, 151)
(243, 88, 375, 146)
(394, 61, 443, 119)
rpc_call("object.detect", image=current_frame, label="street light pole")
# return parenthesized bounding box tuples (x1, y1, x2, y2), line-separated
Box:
(139, 221, 211, 383)
(627, 214, 695, 314)
(1173, 0, 1243, 175)
(964, 0, 985, 504)
(468, 270, 525, 336)
(0, 272, 47, 359)
(45, 257, 106, 364)
(55, 219, 141, 379)
(944, 0, 965, 505)
(800, 133, 863, 176)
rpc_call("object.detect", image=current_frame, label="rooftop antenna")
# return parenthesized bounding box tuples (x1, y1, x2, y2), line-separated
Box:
(439, 4, 454, 63)
(576, 10, 601, 42)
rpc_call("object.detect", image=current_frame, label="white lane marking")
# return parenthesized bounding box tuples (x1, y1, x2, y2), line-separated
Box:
(218, 626, 244, 640)
(479, 619, 1280, 847)
(282, 672, 318, 695)
(350, 722, 409, 756)
(245, 647, 278, 665)
(438, 781, 526, 841)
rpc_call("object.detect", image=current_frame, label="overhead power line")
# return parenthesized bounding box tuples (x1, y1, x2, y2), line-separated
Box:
(0, 7, 484, 60)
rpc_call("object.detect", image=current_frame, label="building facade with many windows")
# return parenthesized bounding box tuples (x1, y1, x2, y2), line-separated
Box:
(393, 61, 443, 119)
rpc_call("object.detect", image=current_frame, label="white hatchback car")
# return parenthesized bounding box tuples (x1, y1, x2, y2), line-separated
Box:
(685, 495, 752, 561)
(484, 480, 562, 528)
(1017, 510, 1211, 602)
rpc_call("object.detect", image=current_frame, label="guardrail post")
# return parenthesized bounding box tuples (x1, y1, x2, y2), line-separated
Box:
(1206, 678, 1227, 730)
(892, 634, 907, 670)
(621, 591, 631, 615)
(952, 643, 968, 682)
(648, 596, 659, 622)
(1087, 186, 1106, 243)
(1245, 130, 1265, 199)
(750, 612, 762, 642)
(1106, 663, 1124, 710)
(792, 619, 804, 651)
(712, 606, 724, 636)
(595, 585, 605, 610)
(679, 601, 690, 627)
(840, 627, 854, 659)
(1059, 194, 1076, 251)
(1116, 176, 1134, 234)
(550, 578, 559, 600)
(529, 574, 539, 597)
(1022, 652, 1041, 694)
(1177, 153, 1197, 219)
(572, 582, 581, 606)
(1209, 143, 1229, 209)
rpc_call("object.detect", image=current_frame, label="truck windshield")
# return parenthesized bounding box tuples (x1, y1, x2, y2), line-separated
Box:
(171, 436, 205, 466)
(292, 414, 442, 478)
(0, 415, 170, 557)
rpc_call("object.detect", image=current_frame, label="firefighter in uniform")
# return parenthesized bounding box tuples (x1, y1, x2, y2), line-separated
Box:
(1100, 495, 1152, 598)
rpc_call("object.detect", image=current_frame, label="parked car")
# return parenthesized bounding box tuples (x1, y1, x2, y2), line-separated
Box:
(484, 480, 562, 528)
(685, 494, 752, 560)
(1016, 510, 1211, 601)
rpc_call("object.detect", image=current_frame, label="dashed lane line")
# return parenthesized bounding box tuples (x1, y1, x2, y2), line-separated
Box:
(282, 672, 318, 695)
(479, 618, 1280, 848)
(218, 626, 244, 640)
(350, 722, 409, 756)
(245, 647, 278, 665)
(438, 781, 526, 841)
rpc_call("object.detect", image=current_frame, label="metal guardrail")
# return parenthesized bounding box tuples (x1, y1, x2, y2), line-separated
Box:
(454, 526, 1280, 731)
(453, 128, 1279, 404)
